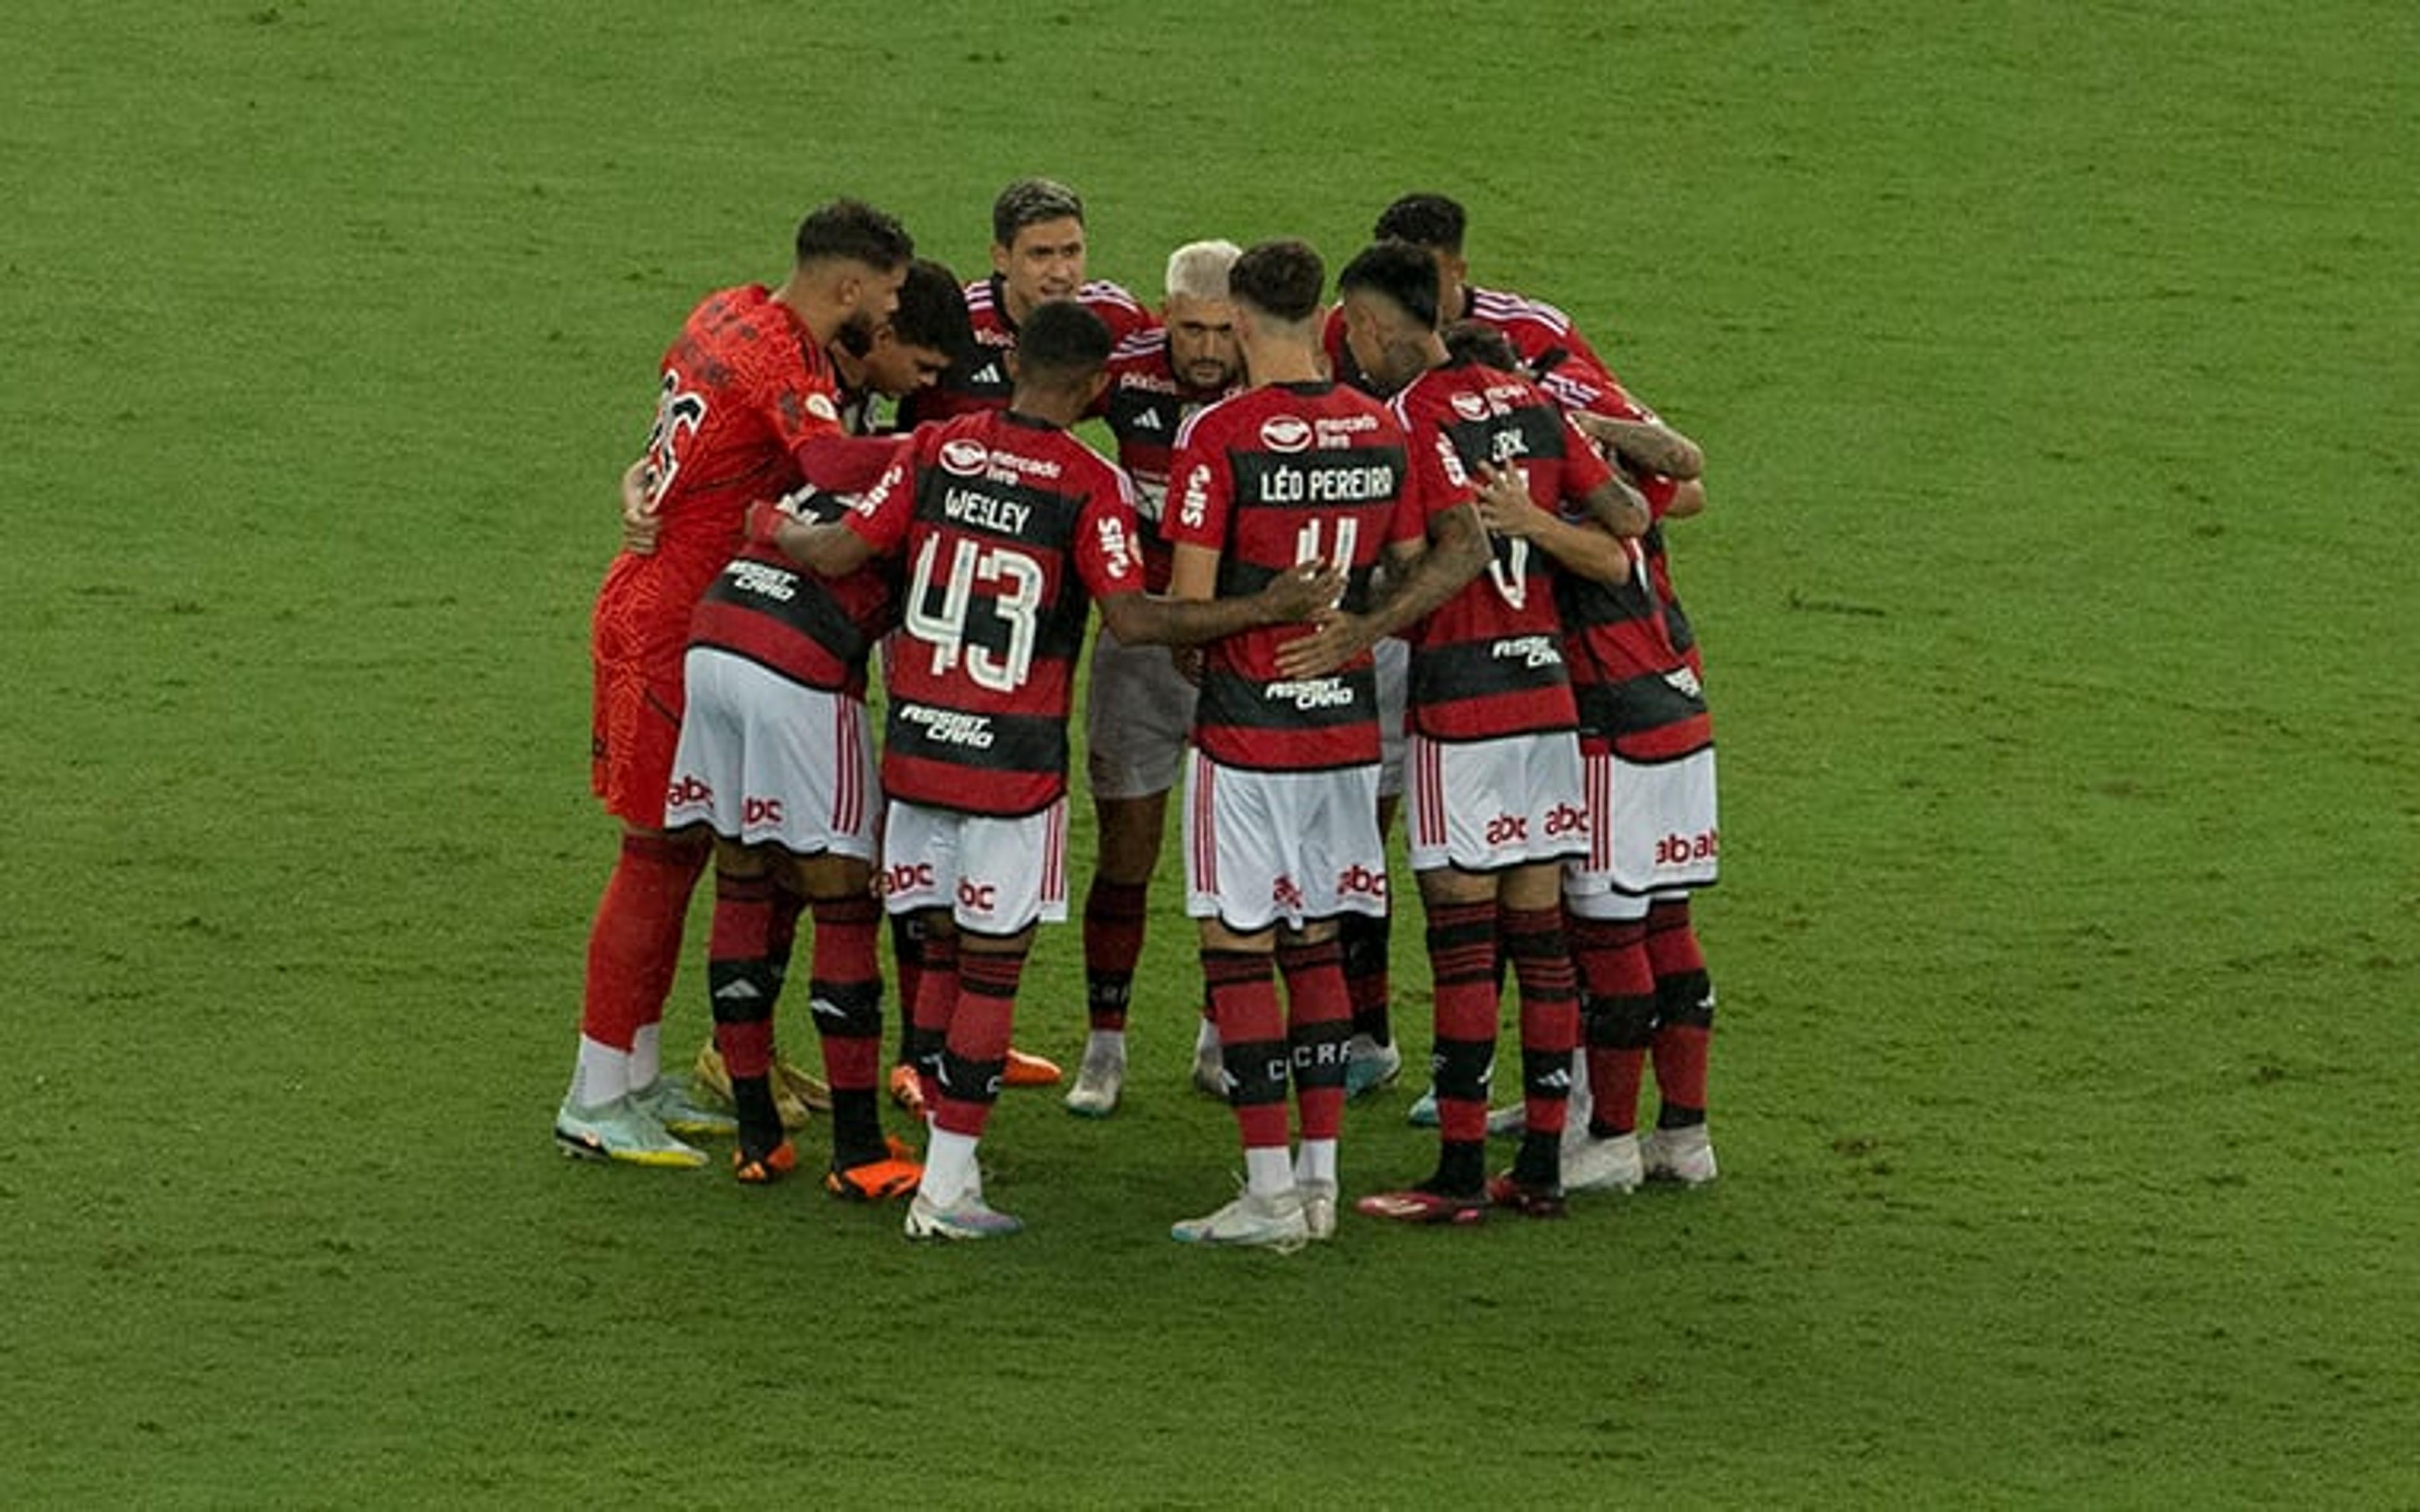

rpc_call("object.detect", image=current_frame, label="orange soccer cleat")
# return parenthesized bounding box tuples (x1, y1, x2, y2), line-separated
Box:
(1002, 1046, 1064, 1087)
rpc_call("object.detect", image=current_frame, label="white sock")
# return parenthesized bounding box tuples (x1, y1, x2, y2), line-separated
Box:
(1086, 1029, 1127, 1065)
(568, 1036, 631, 1109)
(1244, 1145, 1294, 1198)
(921, 1128, 982, 1206)
(1295, 1138, 1337, 1188)
(628, 1021, 662, 1090)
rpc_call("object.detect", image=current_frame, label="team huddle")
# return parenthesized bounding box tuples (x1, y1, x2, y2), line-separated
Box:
(556, 180, 1723, 1249)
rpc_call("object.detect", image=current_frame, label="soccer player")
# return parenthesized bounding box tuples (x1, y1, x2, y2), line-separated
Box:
(1065, 239, 1248, 1117)
(1298, 243, 1648, 1223)
(1444, 324, 1723, 1187)
(1160, 238, 1486, 1251)
(899, 177, 1156, 427)
(556, 200, 914, 1167)
(753, 299, 1340, 1240)
(660, 258, 979, 1136)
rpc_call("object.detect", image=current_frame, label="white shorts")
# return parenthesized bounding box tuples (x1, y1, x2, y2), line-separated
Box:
(1563, 745, 1719, 919)
(1084, 624, 1197, 801)
(1183, 752, 1387, 934)
(664, 648, 878, 859)
(1375, 636, 1409, 799)
(880, 797, 1071, 936)
(1405, 730, 1589, 874)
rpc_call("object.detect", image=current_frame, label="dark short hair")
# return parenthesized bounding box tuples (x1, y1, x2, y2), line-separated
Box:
(1443, 319, 1520, 371)
(795, 198, 913, 271)
(1338, 240, 1441, 331)
(992, 177, 1086, 247)
(1373, 193, 1466, 255)
(891, 259, 974, 359)
(1015, 298, 1113, 384)
(1228, 239, 1326, 324)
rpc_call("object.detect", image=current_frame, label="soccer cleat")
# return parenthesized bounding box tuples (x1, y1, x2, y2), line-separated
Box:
(1001, 1047, 1064, 1087)
(827, 1135, 922, 1202)
(1063, 1043, 1127, 1118)
(1562, 1131, 1644, 1194)
(1171, 1188, 1310, 1252)
(1354, 1186, 1487, 1225)
(1405, 1086, 1440, 1128)
(553, 1094, 708, 1169)
(904, 1189, 1025, 1241)
(732, 1138, 798, 1185)
(630, 1075, 739, 1139)
(1486, 1171, 1569, 1218)
(1485, 1103, 1527, 1139)
(1343, 1034, 1402, 1099)
(1641, 1124, 1719, 1186)
(773, 1056, 833, 1114)
(1190, 1041, 1228, 1099)
(1298, 1178, 1339, 1242)
(693, 1043, 813, 1130)
(887, 1063, 927, 1120)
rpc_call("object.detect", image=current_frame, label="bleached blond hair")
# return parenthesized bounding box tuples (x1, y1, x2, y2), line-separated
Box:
(1164, 239, 1243, 302)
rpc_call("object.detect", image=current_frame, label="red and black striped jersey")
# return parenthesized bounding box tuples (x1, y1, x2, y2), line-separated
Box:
(686, 484, 902, 699)
(1095, 326, 1239, 593)
(899, 274, 1158, 427)
(844, 410, 1146, 815)
(1554, 528, 1711, 764)
(1162, 382, 1426, 772)
(1390, 359, 1613, 743)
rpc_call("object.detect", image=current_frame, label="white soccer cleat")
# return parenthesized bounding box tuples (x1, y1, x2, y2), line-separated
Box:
(553, 1094, 708, 1169)
(1298, 1179, 1339, 1242)
(1640, 1125, 1718, 1186)
(1484, 1102, 1526, 1139)
(1342, 1034, 1402, 1099)
(1562, 1130, 1644, 1194)
(904, 1189, 1025, 1241)
(1064, 1043, 1127, 1118)
(630, 1075, 738, 1139)
(1171, 1188, 1310, 1252)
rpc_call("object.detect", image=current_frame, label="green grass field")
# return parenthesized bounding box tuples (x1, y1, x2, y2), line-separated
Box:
(6, 1, 2416, 1503)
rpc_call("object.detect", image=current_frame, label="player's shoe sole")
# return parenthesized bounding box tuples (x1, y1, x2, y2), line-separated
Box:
(1354, 1188, 1487, 1225)
(1171, 1189, 1310, 1252)
(553, 1096, 708, 1169)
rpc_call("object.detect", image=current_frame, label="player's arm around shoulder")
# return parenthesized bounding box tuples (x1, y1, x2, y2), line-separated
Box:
(1097, 553, 1342, 650)
(1477, 464, 1627, 583)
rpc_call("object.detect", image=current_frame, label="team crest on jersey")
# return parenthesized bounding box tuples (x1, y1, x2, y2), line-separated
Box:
(806, 392, 838, 422)
(939, 439, 989, 477)
(1260, 415, 1313, 454)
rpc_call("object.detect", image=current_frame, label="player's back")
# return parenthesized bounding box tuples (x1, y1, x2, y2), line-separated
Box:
(1169, 381, 1412, 772)
(626, 285, 836, 615)
(1099, 326, 1233, 593)
(881, 410, 1129, 814)
(1392, 360, 1591, 742)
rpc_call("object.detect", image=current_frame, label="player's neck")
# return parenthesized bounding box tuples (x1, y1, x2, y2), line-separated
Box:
(1242, 336, 1322, 387)
(773, 270, 841, 348)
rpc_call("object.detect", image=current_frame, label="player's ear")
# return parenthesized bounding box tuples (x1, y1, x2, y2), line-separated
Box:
(990, 241, 1013, 278)
(1004, 349, 1022, 385)
(1085, 369, 1111, 405)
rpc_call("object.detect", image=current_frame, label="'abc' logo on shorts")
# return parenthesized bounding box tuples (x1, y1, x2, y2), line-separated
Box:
(742, 796, 784, 827)
(883, 861, 936, 896)
(666, 775, 713, 808)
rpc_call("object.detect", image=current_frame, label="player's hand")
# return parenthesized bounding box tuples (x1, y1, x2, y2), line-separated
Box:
(1472, 464, 1545, 539)
(1171, 646, 1205, 686)
(743, 495, 798, 551)
(619, 460, 660, 555)
(1275, 610, 1370, 680)
(1260, 560, 1347, 624)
